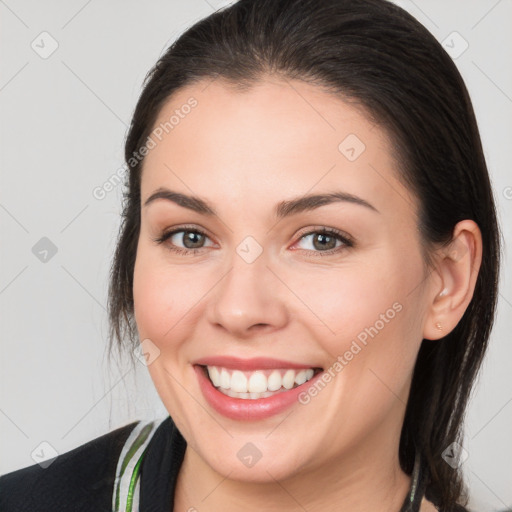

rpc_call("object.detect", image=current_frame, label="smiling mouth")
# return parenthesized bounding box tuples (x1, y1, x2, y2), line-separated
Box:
(200, 365, 323, 400)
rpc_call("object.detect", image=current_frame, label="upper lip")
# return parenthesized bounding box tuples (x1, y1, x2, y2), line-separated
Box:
(192, 356, 322, 371)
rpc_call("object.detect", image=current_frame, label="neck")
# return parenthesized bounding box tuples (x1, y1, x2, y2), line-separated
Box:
(174, 427, 411, 512)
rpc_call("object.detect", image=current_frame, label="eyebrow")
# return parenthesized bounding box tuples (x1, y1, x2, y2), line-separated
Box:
(143, 187, 379, 217)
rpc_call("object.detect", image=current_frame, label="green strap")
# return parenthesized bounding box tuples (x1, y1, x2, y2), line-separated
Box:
(112, 417, 169, 511)
(126, 449, 146, 512)
(114, 423, 154, 511)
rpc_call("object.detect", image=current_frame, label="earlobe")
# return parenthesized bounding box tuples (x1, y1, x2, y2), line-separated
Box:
(423, 220, 482, 341)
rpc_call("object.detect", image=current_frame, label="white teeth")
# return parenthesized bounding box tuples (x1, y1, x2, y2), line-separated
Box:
(231, 370, 247, 393)
(267, 370, 282, 391)
(294, 370, 307, 386)
(220, 368, 230, 389)
(282, 369, 295, 390)
(248, 371, 267, 393)
(208, 366, 220, 387)
(205, 365, 317, 397)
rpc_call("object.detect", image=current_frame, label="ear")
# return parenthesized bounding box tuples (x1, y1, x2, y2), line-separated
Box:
(423, 220, 483, 341)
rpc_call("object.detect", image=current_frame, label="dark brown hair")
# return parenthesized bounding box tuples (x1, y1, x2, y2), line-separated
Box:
(108, 0, 501, 508)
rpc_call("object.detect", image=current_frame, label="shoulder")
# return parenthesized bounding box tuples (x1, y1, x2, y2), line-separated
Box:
(0, 421, 138, 512)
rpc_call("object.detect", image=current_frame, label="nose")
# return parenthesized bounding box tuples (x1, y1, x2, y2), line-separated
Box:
(207, 249, 289, 339)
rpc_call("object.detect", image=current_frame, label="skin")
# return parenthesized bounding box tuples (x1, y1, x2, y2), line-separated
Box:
(132, 76, 482, 511)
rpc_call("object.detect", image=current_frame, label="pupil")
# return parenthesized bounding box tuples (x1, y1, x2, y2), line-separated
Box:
(313, 233, 335, 251)
(184, 231, 204, 248)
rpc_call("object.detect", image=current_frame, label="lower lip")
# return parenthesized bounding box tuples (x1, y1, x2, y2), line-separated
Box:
(194, 365, 322, 421)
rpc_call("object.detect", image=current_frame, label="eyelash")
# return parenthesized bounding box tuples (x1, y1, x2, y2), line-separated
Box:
(153, 225, 354, 257)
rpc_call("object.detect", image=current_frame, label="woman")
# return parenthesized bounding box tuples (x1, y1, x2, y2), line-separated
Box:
(0, 0, 500, 510)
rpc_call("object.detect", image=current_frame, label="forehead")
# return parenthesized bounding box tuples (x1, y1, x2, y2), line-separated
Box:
(140, 77, 416, 220)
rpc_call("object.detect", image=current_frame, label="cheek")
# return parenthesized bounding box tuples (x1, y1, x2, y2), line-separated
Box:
(133, 239, 218, 352)
(291, 259, 418, 350)
(132, 243, 204, 343)
(291, 249, 426, 407)
(133, 261, 172, 341)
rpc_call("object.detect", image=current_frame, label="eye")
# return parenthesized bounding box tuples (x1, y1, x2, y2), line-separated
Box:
(292, 227, 354, 256)
(153, 226, 215, 255)
(153, 225, 354, 257)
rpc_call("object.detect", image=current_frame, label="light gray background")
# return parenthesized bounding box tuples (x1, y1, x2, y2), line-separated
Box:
(1, 0, 511, 510)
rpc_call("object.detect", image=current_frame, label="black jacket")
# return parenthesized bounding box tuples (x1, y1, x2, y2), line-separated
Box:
(0, 416, 469, 511)
(0, 417, 186, 511)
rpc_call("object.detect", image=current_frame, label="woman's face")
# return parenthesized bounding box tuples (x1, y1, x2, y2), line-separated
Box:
(133, 77, 436, 481)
